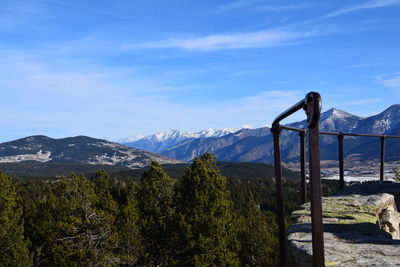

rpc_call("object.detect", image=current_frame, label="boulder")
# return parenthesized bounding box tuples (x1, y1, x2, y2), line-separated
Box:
(287, 181, 400, 266)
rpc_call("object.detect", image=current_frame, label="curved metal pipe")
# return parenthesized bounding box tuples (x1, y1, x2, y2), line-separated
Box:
(272, 91, 324, 267)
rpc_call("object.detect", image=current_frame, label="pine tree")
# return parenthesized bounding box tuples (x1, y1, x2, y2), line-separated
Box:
(136, 161, 175, 266)
(238, 193, 278, 266)
(394, 168, 400, 181)
(17, 180, 54, 266)
(93, 170, 119, 231)
(176, 153, 239, 266)
(43, 174, 118, 265)
(92, 170, 120, 262)
(118, 182, 142, 264)
(0, 171, 32, 266)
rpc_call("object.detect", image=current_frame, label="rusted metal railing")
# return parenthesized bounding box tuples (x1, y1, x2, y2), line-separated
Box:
(318, 131, 400, 185)
(272, 92, 400, 267)
(272, 92, 324, 267)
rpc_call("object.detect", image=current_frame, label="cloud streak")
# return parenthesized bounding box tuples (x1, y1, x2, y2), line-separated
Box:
(215, 0, 257, 12)
(377, 72, 400, 89)
(343, 98, 384, 105)
(324, 0, 400, 18)
(129, 27, 330, 52)
(0, 50, 309, 141)
(214, 0, 310, 13)
(228, 69, 270, 77)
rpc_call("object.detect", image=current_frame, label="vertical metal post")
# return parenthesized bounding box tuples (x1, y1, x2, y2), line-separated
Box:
(305, 93, 325, 267)
(300, 131, 307, 204)
(380, 136, 385, 181)
(272, 126, 286, 267)
(271, 91, 325, 267)
(338, 133, 345, 189)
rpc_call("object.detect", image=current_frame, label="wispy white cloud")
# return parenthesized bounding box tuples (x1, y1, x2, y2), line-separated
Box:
(234, 90, 304, 113)
(275, 81, 291, 85)
(220, 90, 308, 124)
(228, 69, 270, 77)
(345, 63, 381, 69)
(377, 72, 400, 89)
(324, 0, 400, 19)
(129, 26, 331, 52)
(0, 1, 70, 32)
(214, 0, 258, 13)
(215, 0, 310, 13)
(0, 50, 308, 141)
(343, 98, 384, 105)
(0, 48, 305, 141)
(255, 3, 313, 12)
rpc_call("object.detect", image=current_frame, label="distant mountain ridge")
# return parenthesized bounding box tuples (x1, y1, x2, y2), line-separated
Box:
(2, 105, 398, 170)
(0, 135, 179, 169)
(135, 104, 400, 163)
(123, 128, 240, 153)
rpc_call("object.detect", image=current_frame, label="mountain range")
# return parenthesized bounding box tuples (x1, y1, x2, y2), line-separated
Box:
(124, 104, 400, 164)
(0, 135, 179, 169)
(0, 104, 398, 173)
(123, 128, 239, 153)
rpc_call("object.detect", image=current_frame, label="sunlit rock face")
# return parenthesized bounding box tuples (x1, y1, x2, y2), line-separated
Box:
(287, 181, 400, 266)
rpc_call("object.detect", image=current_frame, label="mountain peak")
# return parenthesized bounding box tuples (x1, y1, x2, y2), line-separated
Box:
(123, 128, 239, 152)
(382, 104, 400, 114)
(321, 108, 356, 121)
(14, 135, 54, 143)
(154, 129, 186, 141)
(0, 135, 179, 168)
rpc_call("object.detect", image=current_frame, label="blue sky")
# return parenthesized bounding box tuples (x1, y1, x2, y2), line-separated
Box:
(1, 0, 400, 142)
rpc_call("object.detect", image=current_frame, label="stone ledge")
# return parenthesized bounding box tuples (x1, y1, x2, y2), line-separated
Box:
(287, 181, 400, 266)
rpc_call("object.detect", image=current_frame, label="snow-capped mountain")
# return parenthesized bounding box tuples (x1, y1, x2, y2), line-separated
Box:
(289, 108, 361, 132)
(355, 104, 400, 134)
(0, 135, 180, 169)
(123, 128, 239, 153)
(159, 105, 400, 163)
(160, 127, 270, 162)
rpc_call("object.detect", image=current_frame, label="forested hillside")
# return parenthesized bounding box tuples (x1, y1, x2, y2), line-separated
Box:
(0, 161, 299, 181)
(0, 153, 340, 266)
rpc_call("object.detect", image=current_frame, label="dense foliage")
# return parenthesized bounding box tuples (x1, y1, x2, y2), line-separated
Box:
(3, 161, 299, 182)
(1, 153, 339, 266)
(394, 168, 400, 181)
(0, 171, 32, 266)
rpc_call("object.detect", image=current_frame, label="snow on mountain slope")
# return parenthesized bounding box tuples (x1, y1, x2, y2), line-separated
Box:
(356, 104, 400, 134)
(123, 128, 239, 152)
(0, 135, 180, 169)
(289, 108, 361, 132)
(160, 105, 400, 163)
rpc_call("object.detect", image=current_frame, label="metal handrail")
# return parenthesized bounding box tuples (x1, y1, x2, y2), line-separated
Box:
(283, 129, 400, 190)
(272, 92, 400, 267)
(272, 92, 324, 267)
(320, 131, 400, 138)
(318, 131, 400, 186)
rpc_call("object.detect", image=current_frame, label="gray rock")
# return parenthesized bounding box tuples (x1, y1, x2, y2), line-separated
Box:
(288, 181, 400, 266)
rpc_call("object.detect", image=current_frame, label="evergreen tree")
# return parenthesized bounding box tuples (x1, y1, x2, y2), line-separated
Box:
(43, 174, 118, 265)
(238, 193, 278, 266)
(137, 161, 175, 266)
(117, 182, 142, 265)
(0, 171, 32, 266)
(394, 168, 400, 181)
(176, 153, 239, 266)
(18, 180, 54, 266)
(93, 169, 119, 226)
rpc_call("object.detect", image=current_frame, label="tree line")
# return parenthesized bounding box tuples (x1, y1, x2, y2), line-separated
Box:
(1, 153, 317, 266)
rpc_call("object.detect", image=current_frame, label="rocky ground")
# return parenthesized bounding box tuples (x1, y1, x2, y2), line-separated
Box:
(287, 181, 400, 266)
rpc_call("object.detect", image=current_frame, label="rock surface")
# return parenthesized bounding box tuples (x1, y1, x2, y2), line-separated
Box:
(288, 181, 400, 266)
